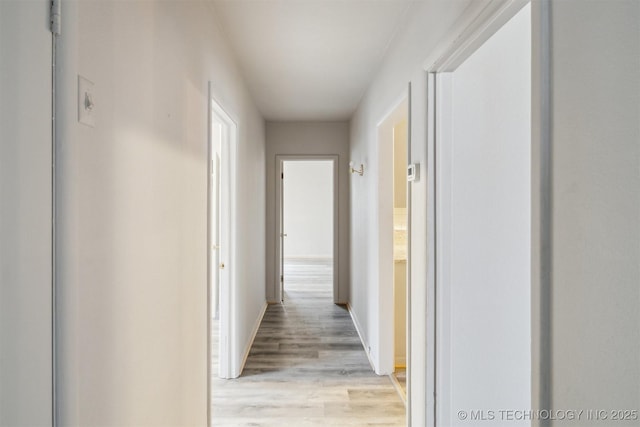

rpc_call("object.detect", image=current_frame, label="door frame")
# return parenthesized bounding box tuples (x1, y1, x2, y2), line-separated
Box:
(274, 155, 339, 303)
(207, 83, 238, 397)
(421, 1, 536, 426)
(375, 93, 409, 376)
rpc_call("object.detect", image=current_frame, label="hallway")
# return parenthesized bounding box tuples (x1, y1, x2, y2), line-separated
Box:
(3, 1, 639, 425)
(210, 260, 406, 426)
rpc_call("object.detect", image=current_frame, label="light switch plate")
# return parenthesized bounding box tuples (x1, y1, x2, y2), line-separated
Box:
(78, 75, 95, 127)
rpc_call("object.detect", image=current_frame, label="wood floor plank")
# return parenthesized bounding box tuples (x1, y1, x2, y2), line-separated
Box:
(211, 259, 406, 426)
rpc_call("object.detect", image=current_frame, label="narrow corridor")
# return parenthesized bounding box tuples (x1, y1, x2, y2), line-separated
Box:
(211, 260, 406, 426)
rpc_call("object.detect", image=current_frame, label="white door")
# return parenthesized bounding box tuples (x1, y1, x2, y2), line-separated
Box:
(211, 128, 221, 321)
(279, 164, 285, 302)
(208, 89, 238, 387)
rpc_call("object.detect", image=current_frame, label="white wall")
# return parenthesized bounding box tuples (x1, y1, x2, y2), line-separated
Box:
(283, 161, 333, 259)
(539, 1, 640, 423)
(363, 2, 639, 425)
(353, 1, 638, 426)
(349, 1, 474, 422)
(55, 1, 265, 425)
(438, 4, 531, 425)
(266, 122, 350, 303)
(0, 1, 53, 425)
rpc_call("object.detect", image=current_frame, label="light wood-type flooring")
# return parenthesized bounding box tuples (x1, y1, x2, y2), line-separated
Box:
(210, 258, 406, 426)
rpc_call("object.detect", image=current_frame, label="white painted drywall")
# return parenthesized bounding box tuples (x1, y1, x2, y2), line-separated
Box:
(439, 4, 531, 425)
(209, 0, 414, 121)
(0, 1, 53, 425)
(265, 122, 350, 303)
(349, 0, 475, 421)
(283, 161, 333, 259)
(543, 1, 640, 423)
(55, 1, 265, 425)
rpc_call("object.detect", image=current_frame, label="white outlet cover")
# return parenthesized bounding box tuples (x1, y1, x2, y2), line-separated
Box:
(78, 75, 95, 127)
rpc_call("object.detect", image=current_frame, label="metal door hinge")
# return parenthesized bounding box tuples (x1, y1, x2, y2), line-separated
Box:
(51, 0, 61, 35)
(281, 172, 284, 179)
(280, 275, 283, 283)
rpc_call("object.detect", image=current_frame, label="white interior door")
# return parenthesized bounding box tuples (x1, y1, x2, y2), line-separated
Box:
(208, 90, 238, 385)
(211, 127, 221, 321)
(279, 163, 285, 302)
(218, 121, 232, 378)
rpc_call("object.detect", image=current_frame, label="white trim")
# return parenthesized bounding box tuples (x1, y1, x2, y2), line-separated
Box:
(530, 2, 552, 424)
(238, 302, 268, 373)
(424, 71, 437, 427)
(227, 113, 239, 378)
(424, 0, 529, 72)
(347, 303, 376, 372)
(52, 19, 59, 427)
(434, 72, 454, 427)
(405, 81, 413, 427)
(389, 372, 407, 406)
(376, 91, 410, 128)
(274, 155, 340, 304)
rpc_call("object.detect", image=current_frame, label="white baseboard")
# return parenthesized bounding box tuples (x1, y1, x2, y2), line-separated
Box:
(347, 303, 377, 372)
(389, 371, 407, 406)
(238, 302, 268, 374)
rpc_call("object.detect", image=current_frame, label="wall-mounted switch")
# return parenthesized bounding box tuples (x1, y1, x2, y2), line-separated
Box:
(78, 75, 95, 127)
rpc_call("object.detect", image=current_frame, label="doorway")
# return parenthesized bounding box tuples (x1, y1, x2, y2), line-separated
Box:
(392, 116, 408, 400)
(207, 86, 238, 405)
(275, 156, 339, 303)
(377, 96, 409, 390)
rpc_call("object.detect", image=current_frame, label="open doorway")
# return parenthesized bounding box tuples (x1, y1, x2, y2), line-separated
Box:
(208, 85, 238, 409)
(275, 156, 339, 303)
(392, 117, 408, 400)
(283, 160, 334, 299)
(377, 96, 409, 398)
